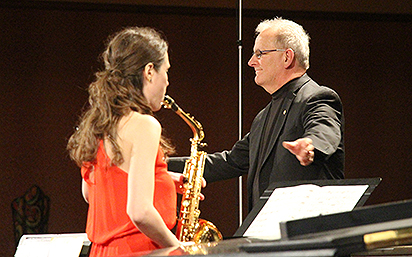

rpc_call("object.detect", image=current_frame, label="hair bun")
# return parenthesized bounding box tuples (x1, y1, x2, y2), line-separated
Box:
(109, 68, 123, 77)
(106, 68, 124, 84)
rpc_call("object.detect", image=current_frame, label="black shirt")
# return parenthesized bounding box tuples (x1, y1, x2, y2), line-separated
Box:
(252, 81, 295, 206)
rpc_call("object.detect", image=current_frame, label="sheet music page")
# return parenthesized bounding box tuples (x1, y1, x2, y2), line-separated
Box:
(15, 234, 86, 257)
(48, 236, 85, 257)
(243, 184, 369, 239)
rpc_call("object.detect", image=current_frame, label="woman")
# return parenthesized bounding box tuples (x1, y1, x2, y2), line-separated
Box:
(67, 27, 180, 256)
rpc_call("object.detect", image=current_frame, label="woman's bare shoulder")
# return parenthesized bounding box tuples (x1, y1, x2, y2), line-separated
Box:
(121, 112, 161, 138)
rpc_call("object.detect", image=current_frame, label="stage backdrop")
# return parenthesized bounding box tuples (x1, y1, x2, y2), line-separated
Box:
(0, 1, 411, 256)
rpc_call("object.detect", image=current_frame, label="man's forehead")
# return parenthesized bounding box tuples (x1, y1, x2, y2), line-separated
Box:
(255, 29, 276, 47)
(259, 27, 278, 38)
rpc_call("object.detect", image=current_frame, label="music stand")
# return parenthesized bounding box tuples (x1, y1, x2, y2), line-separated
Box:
(234, 177, 381, 238)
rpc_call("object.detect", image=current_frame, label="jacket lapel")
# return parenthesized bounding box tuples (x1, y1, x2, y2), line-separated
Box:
(256, 74, 311, 173)
(248, 103, 271, 181)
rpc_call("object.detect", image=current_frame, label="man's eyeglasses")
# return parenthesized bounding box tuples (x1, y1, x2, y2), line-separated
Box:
(252, 49, 286, 59)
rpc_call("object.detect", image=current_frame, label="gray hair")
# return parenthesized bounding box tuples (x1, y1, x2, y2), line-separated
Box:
(256, 17, 310, 70)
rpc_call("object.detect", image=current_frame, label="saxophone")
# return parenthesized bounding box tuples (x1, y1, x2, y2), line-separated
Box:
(162, 95, 223, 243)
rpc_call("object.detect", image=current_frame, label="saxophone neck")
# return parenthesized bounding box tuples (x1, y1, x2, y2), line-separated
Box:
(163, 95, 206, 144)
(177, 109, 205, 143)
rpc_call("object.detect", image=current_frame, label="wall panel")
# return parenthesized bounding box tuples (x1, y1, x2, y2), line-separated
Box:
(0, 2, 411, 256)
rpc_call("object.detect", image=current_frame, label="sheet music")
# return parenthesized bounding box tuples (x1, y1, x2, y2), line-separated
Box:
(15, 233, 86, 257)
(243, 184, 369, 239)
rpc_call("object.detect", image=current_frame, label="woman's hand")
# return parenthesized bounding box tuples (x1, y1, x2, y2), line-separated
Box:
(168, 171, 207, 200)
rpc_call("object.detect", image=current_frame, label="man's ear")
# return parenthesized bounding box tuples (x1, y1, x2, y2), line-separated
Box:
(143, 63, 155, 82)
(284, 48, 295, 68)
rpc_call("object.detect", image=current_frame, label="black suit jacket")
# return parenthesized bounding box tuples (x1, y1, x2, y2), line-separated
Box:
(168, 74, 344, 210)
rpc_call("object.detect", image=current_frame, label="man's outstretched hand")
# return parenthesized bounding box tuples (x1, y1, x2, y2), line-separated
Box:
(282, 138, 315, 166)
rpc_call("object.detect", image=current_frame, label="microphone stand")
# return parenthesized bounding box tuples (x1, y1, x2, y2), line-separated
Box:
(236, 0, 243, 227)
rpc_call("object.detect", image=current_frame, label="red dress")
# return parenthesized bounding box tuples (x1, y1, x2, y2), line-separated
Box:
(81, 141, 177, 257)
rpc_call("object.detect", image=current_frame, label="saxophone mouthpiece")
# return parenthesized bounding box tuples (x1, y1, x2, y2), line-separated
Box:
(163, 95, 179, 112)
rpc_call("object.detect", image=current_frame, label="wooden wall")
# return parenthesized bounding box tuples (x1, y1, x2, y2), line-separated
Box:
(21, 0, 412, 14)
(1, 1, 411, 256)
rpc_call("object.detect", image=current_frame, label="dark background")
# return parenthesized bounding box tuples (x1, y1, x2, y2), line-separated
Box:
(1, 0, 411, 256)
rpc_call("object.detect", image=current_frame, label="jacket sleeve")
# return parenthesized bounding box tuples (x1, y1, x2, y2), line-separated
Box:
(303, 86, 344, 159)
(167, 133, 250, 183)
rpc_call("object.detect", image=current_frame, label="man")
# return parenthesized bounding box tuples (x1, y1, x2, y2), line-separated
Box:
(168, 17, 344, 211)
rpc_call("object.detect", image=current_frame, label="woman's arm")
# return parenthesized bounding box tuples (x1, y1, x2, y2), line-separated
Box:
(82, 178, 89, 203)
(124, 113, 180, 248)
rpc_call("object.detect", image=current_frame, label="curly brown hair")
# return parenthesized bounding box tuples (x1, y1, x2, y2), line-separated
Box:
(67, 27, 173, 167)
